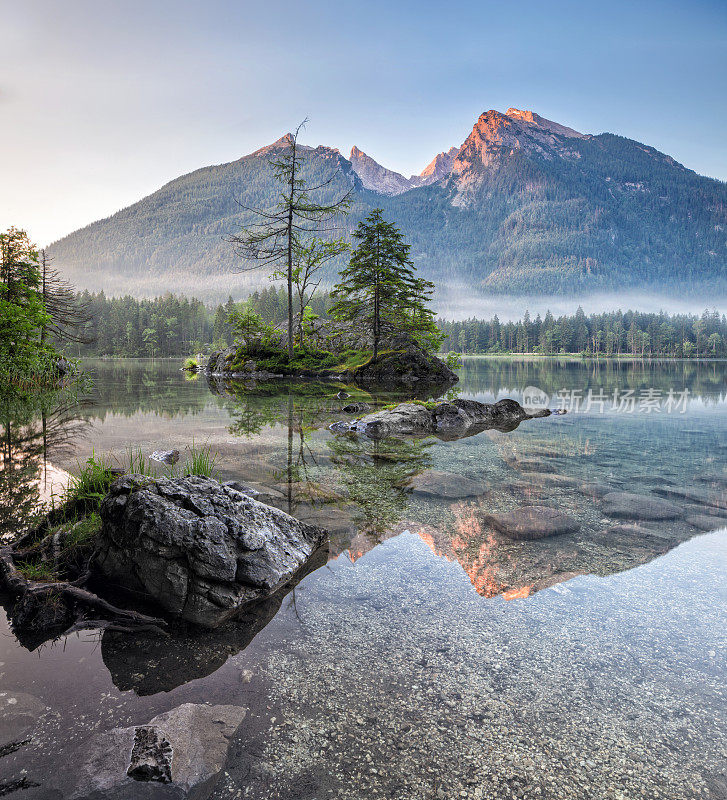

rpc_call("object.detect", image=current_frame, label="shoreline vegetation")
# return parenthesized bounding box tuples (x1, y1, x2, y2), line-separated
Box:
(58, 293, 727, 361)
(0, 228, 89, 389)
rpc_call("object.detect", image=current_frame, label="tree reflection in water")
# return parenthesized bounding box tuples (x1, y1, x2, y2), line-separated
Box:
(0, 386, 89, 542)
(327, 434, 432, 543)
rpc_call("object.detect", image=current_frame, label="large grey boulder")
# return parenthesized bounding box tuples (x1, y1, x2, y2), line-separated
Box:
(332, 398, 550, 440)
(71, 703, 246, 800)
(95, 475, 327, 628)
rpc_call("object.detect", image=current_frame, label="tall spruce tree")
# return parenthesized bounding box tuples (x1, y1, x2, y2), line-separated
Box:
(330, 209, 440, 358)
(229, 120, 350, 358)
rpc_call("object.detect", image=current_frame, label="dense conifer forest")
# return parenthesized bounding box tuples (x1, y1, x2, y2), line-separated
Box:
(438, 307, 727, 357)
(70, 289, 727, 359)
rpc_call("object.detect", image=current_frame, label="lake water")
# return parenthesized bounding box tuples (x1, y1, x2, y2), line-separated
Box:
(1, 357, 726, 799)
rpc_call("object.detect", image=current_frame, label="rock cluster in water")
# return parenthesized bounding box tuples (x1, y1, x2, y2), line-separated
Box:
(332, 397, 551, 440)
(95, 474, 327, 628)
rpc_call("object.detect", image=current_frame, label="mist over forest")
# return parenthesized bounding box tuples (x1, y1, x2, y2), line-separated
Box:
(434, 285, 727, 322)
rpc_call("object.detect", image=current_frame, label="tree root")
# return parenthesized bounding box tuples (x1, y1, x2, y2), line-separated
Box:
(0, 545, 168, 644)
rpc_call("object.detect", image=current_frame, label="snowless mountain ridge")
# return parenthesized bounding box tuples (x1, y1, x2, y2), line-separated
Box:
(345, 108, 584, 195)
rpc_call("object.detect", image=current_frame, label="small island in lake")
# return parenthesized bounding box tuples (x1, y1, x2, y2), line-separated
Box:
(204, 206, 459, 389)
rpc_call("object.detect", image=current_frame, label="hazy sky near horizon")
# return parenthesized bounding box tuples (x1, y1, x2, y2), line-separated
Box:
(2, 0, 725, 245)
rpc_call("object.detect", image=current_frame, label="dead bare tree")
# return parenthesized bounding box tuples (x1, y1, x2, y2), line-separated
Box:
(228, 120, 350, 357)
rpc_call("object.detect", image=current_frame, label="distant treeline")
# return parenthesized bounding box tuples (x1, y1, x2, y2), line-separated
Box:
(70, 291, 727, 359)
(439, 308, 727, 357)
(72, 288, 330, 357)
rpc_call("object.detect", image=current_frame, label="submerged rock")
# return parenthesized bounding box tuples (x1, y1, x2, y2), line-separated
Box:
(651, 485, 727, 510)
(333, 398, 550, 440)
(94, 475, 327, 628)
(603, 523, 673, 541)
(408, 470, 487, 499)
(520, 472, 581, 488)
(485, 506, 580, 540)
(601, 492, 683, 521)
(578, 482, 615, 499)
(71, 703, 246, 799)
(686, 514, 727, 531)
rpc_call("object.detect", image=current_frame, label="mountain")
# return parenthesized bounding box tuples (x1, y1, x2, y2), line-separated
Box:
(48, 136, 363, 300)
(418, 146, 460, 185)
(49, 108, 727, 301)
(348, 144, 461, 194)
(348, 146, 414, 195)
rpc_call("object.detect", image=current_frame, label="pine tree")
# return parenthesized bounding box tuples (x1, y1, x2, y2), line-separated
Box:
(329, 209, 441, 358)
(39, 250, 91, 345)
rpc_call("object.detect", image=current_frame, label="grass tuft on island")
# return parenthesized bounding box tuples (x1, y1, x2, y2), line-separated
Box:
(228, 345, 374, 376)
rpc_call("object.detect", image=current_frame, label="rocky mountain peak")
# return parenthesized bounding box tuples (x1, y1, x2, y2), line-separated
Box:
(251, 132, 303, 158)
(505, 108, 584, 139)
(348, 146, 415, 195)
(418, 146, 461, 184)
(449, 108, 587, 203)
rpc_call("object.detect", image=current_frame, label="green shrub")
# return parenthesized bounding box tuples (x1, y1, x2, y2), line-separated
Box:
(445, 352, 462, 370)
(66, 451, 118, 508)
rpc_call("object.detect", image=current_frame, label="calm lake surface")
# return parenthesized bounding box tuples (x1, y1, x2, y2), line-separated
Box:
(1, 357, 726, 799)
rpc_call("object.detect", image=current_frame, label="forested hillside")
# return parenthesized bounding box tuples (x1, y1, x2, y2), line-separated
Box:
(48, 110, 727, 301)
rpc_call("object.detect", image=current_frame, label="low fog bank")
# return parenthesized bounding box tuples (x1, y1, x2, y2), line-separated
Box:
(71, 270, 266, 306)
(434, 286, 727, 322)
(72, 272, 727, 320)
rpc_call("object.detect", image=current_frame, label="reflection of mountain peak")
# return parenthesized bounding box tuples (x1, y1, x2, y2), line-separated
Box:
(381, 502, 697, 600)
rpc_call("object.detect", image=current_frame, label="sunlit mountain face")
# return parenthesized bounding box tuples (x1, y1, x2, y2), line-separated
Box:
(48, 108, 727, 303)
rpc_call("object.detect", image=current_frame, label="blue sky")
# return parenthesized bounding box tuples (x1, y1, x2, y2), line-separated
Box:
(2, 0, 725, 244)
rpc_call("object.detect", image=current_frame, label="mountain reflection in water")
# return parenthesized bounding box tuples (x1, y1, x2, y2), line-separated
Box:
(1, 357, 726, 692)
